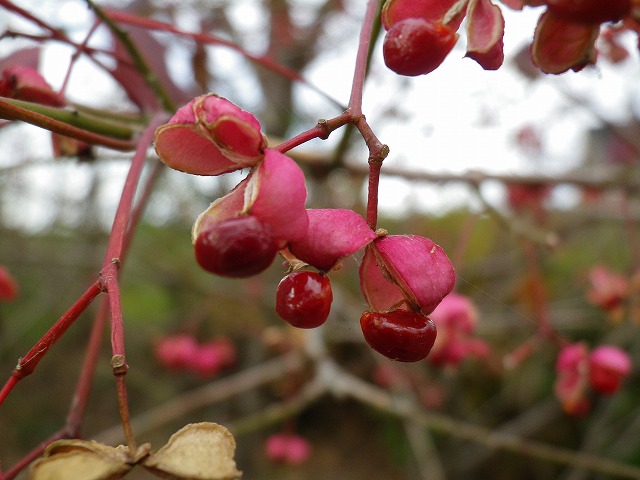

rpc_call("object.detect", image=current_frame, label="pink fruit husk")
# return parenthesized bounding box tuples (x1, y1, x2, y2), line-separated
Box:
(193, 149, 308, 246)
(465, 0, 505, 70)
(382, 0, 465, 31)
(359, 235, 455, 314)
(429, 292, 478, 333)
(154, 93, 266, 176)
(244, 149, 308, 243)
(288, 209, 377, 271)
(531, 10, 599, 74)
(0, 65, 64, 106)
(554, 342, 590, 415)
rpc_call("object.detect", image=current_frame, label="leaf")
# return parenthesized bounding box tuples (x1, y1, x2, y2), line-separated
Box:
(30, 440, 133, 480)
(144, 423, 242, 480)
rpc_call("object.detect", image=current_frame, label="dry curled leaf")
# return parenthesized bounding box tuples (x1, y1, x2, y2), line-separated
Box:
(30, 440, 133, 480)
(144, 423, 242, 480)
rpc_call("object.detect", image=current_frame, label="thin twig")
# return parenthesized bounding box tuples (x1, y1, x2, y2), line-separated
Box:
(84, 0, 175, 113)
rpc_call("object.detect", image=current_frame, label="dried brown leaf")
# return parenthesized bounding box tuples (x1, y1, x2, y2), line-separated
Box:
(144, 423, 241, 480)
(30, 440, 132, 480)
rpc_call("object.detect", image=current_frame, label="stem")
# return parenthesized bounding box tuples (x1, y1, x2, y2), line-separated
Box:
(0, 97, 136, 139)
(3, 430, 69, 480)
(85, 0, 175, 113)
(0, 98, 136, 151)
(95, 117, 164, 452)
(65, 297, 110, 435)
(348, 0, 381, 115)
(59, 19, 102, 96)
(104, 9, 345, 110)
(102, 115, 166, 266)
(274, 113, 352, 153)
(0, 281, 102, 406)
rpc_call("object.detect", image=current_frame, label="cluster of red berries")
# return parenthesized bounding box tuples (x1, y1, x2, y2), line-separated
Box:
(555, 342, 632, 415)
(153, 94, 456, 363)
(380, 0, 506, 76)
(154, 334, 236, 379)
(264, 433, 311, 465)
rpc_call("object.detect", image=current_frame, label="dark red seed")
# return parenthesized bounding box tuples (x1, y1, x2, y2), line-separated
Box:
(194, 216, 278, 278)
(276, 271, 332, 329)
(383, 18, 457, 76)
(360, 309, 437, 362)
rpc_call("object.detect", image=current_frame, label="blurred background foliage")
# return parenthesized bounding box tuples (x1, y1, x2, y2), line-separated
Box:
(1, 0, 640, 479)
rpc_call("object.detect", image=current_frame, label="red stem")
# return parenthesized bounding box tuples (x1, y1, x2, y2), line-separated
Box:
(348, 0, 380, 116)
(3, 430, 69, 480)
(102, 115, 166, 266)
(104, 9, 344, 109)
(0, 281, 102, 407)
(347, 0, 388, 230)
(275, 113, 352, 153)
(59, 20, 102, 96)
(65, 297, 110, 435)
(0, 99, 136, 151)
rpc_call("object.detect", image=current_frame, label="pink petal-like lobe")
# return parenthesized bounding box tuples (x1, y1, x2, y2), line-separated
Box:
(154, 94, 266, 176)
(382, 0, 466, 31)
(531, 10, 599, 74)
(245, 149, 308, 243)
(192, 179, 248, 241)
(465, 0, 505, 70)
(288, 209, 376, 271)
(360, 235, 455, 314)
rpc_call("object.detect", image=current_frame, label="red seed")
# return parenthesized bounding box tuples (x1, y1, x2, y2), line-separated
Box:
(383, 18, 458, 76)
(360, 309, 437, 362)
(276, 271, 333, 329)
(194, 216, 278, 277)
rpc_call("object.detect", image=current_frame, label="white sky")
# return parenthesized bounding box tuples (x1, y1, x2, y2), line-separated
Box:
(1, 0, 639, 230)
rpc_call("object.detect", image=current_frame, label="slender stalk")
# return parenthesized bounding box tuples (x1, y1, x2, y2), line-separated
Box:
(102, 115, 165, 266)
(348, 0, 381, 115)
(95, 117, 164, 452)
(274, 113, 352, 153)
(65, 297, 110, 435)
(104, 9, 345, 110)
(0, 98, 136, 150)
(0, 97, 136, 139)
(85, 0, 175, 113)
(0, 281, 102, 406)
(3, 430, 69, 480)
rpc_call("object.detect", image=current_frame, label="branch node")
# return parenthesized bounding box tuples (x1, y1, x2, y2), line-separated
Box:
(111, 354, 128, 376)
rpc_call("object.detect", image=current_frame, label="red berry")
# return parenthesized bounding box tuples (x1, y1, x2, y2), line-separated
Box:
(275, 271, 333, 329)
(194, 216, 278, 278)
(360, 310, 437, 362)
(0, 265, 19, 302)
(589, 345, 631, 395)
(383, 18, 458, 76)
(545, 0, 630, 24)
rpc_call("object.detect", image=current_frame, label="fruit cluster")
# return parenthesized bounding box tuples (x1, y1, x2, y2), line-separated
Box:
(428, 292, 489, 366)
(0, 65, 91, 157)
(154, 334, 236, 379)
(554, 342, 632, 415)
(264, 433, 311, 465)
(380, 0, 505, 76)
(153, 94, 456, 362)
